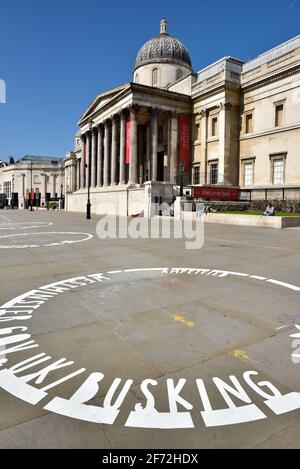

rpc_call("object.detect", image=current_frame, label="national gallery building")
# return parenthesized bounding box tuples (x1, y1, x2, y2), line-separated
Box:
(65, 18, 300, 215)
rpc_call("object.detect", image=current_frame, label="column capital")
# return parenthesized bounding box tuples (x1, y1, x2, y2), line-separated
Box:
(119, 108, 128, 120)
(111, 113, 119, 123)
(219, 101, 232, 111)
(103, 118, 111, 128)
(149, 106, 159, 118)
(130, 104, 139, 116)
(200, 108, 208, 118)
(168, 110, 177, 118)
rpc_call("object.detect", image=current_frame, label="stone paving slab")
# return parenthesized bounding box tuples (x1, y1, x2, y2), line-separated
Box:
(0, 210, 299, 448)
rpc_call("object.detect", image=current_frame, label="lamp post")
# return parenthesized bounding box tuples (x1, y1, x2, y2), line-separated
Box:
(178, 160, 185, 197)
(86, 119, 92, 219)
(30, 160, 33, 211)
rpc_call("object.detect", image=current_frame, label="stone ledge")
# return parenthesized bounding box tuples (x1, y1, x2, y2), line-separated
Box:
(182, 212, 300, 229)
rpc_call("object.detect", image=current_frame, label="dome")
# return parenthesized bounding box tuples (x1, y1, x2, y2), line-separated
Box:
(134, 18, 192, 71)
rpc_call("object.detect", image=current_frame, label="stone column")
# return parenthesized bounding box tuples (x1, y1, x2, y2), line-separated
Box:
(138, 126, 144, 184)
(200, 109, 208, 184)
(59, 170, 64, 196)
(97, 125, 103, 187)
(85, 131, 91, 189)
(129, 105, 139, 185)
(169, 111, 178, 184)
(111, 115, 118, 186)
(146, 124, 151, 181)
(119, 111, 126, 184)
(91, 128, 97, 188)
(103, 120, 110, 186)
(80, 135, 85, 189)
(20, 173, 25, 199)
(70, 158, 76, 193)
(18, 174, 25, 209)
(76, 158, 80, 190)
(51, 173, 56, 197)
(40, 173, 47, 203)
(218, 102, 232, 185)
(150, 108, 158, 181)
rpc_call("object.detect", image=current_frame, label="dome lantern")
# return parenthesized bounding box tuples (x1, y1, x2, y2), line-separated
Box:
(160, 17, 168, 34)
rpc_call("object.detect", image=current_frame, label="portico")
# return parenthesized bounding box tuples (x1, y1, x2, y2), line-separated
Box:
(66, 83, 191, 215)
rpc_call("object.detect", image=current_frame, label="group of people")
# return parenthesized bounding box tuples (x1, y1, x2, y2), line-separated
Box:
(196, 202, 276, 220)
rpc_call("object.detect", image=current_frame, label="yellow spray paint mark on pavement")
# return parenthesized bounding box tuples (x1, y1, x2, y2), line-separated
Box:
(172, 315, 194, 327)
(230, 349, 249, 360)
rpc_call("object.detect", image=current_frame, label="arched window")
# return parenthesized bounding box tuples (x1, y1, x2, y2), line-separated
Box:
(176, 68, 183, 80)
(135, 73, 139, 83)
(152, 68, 159, 87)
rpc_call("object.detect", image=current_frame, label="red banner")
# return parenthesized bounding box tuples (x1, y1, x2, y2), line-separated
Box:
(193, 186, 238, 201)
(179, 115, 191, 171)
(126, 121, 131, 164)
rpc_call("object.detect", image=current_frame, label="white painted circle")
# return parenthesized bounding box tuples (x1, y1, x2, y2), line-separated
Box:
(0, 231, 93, 248)
(0, 221, 54, 230)
(0, 267, 299, 430)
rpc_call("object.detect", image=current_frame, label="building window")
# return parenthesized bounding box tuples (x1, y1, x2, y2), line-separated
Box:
(3, 181, 11, 198)
(245, 113, 253, 134)
(194, 123, 200, 141)
(194, 165, 200, 185)
(210, 163, 218, 185)
(34, 175, 40, 184)
(211, 116, 218, 137)
(176, 68, 182, 80)
(272, 158, 284, 184)
(152, 68, 159, 87)
(244, 162, 254, 186)
(275, 103, 284, 127)
(135, 73, 139, 83)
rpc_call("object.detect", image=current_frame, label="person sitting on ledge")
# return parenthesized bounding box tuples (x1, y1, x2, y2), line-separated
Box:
(196, 204, 210, 220)
(263, 203, 275, 216)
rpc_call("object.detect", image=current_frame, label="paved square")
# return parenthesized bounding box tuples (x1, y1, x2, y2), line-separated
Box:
(0, 210, 299, 448)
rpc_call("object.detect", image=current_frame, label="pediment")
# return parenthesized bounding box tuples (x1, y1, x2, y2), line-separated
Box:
(78, 83, 130, 125)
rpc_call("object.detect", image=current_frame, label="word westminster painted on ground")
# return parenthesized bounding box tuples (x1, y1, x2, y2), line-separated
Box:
(0, 267, 299, 429)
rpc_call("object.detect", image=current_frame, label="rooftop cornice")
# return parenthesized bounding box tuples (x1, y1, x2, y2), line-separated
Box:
(241, 62, 300, 92)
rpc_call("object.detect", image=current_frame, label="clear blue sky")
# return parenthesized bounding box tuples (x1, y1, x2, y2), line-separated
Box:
(0, 0, 299, 160)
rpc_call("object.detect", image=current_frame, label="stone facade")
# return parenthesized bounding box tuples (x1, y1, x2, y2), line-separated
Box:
(173, 35, 300, 200)
(0, 155, 64, 208)
(66, 19, 300, 216)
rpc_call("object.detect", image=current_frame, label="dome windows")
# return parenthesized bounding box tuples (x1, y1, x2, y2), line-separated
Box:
(152, 68, 159, 87)
(176, 68, 183, 80)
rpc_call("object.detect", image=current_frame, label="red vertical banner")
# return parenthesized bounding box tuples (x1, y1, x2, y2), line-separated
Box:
(179, 115, 191, 171)
(126, 120, 131, 164)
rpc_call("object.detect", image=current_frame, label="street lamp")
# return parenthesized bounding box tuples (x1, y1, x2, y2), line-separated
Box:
(30, 160, 33, 211)
(178, 160, 185, 197)
(60, 183, 63, 199)
(86, 119, 93, 219)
